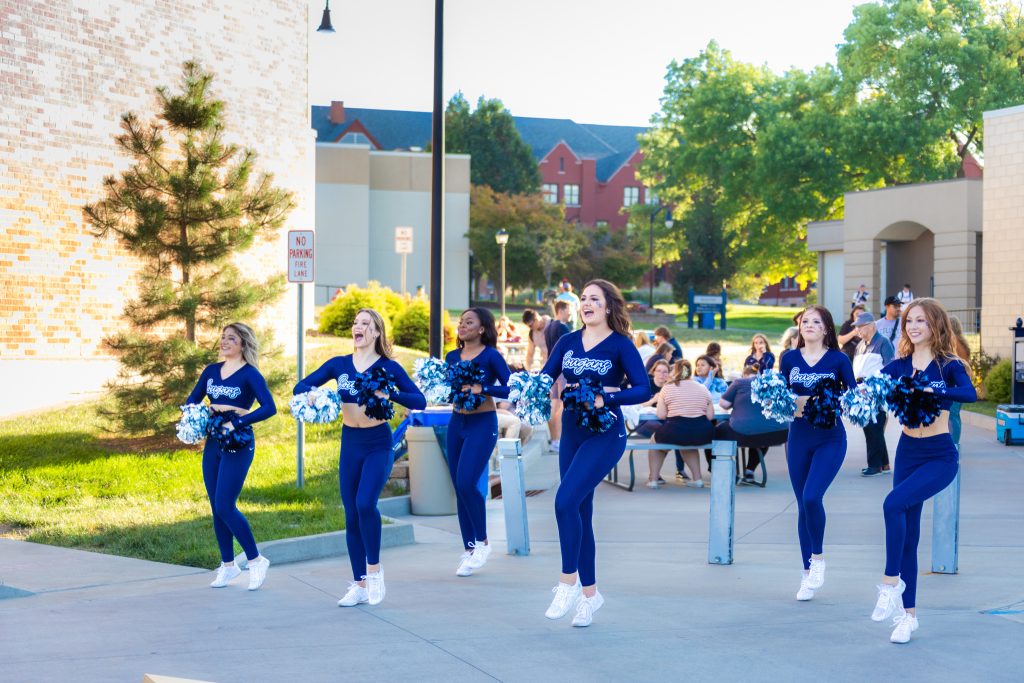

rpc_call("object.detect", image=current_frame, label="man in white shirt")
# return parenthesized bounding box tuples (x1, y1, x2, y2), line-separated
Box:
(896, 283, 914, 310)
(874, 295, 902, 350)
(555, 282, 581, 331)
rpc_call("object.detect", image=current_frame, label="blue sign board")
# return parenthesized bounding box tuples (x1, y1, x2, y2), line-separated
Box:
(687, 288, 727, 329)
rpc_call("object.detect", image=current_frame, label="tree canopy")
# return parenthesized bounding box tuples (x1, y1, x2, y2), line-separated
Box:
(446, 93, 541, 194)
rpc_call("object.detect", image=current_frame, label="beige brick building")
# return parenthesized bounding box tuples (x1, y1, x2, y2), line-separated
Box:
(1, 0, 315, 415)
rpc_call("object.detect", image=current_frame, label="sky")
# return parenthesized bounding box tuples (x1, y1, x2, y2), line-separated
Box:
(308, 0, 866, 127)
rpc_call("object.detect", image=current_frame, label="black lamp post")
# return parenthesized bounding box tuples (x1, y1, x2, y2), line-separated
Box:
(317, 1, 335, 32)
(648, 204, 674, 308)
(495, 229, 509, 318)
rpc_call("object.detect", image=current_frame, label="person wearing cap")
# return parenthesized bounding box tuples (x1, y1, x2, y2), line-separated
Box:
(875, 296, 902, 347)
(852, 312, 895, 476)
(851, 283, 870, 310)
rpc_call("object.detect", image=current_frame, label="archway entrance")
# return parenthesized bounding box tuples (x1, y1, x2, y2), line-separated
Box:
(877, 221, 934, 302)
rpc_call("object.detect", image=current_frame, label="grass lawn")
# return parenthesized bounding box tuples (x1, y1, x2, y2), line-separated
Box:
(0, 335, 425, 569)
(962, 399, 999, 418)
(653, 303, 798, 346)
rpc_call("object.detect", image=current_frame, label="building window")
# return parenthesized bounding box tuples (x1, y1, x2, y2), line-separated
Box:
(645, 188, 658, 205)
(338, 131, 374, 146)
(542, 183, 559, 204)
(563, 184, 580, 206)
(595, 220, 609, 228)
(623, 186, 640, 207)
(559, 157, 565, 173)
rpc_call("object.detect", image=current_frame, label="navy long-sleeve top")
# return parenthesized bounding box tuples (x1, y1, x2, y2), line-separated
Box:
(743, 351, 775, 373)
(293, 355, 426, 410)
(779, 348, 856, 429)
(881, 355, 977, 410)
(540, 330, 651, 407)
(445, 345, 511, 399)
(185, 363, 277, 428)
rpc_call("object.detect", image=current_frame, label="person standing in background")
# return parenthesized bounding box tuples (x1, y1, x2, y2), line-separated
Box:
(852, 312, 895, 476)
(653, 326, 683, 362)
(875, 296, 902, 348)
(838, 305, 867, 362)
(896, 284, 915, 311)
(556, 282, 581, 331)
(852, 283, 870, 310)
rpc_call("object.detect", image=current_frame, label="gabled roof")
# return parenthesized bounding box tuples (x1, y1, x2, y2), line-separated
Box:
(311, 105, 648, 182)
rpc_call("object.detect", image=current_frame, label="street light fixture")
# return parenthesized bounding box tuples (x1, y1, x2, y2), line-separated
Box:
(495, 229, 509, 318)
(648, 204, 674, 308)
(316, 1, 335, 32)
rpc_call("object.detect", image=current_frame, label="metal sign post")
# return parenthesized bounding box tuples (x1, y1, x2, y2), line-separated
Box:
(288, 230, 315, 488)
(395, 226, 413, 295)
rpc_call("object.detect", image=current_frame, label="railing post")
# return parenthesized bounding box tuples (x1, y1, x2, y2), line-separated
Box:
(498, 438, 529, 556)
(931, 456, 960, 574)
(708, 440, 737, 565)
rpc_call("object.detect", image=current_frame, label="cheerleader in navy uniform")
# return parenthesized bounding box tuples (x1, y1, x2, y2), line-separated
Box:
(778, 306, 856, 602)
(538, 279, 651, 627)
(871, 298, 976, 644)
(293, 309, 425, 607)
(445, 307, 511, 577)
(184, 323, 277, 590)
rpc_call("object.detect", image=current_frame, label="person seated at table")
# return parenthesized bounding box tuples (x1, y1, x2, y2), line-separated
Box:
(716, 364, 789, 482)
(653, 326, 683, 362)
(496, 316, 521, 343)
(743, 334, 775, 374)
(646, 360, 714, 489)
(645, 342, 675, 373)
(634, 331, 656, 365)
(780, 325, 800, 352)
(694, 354, 727, 398)
(632, 359, 670, 440)
(495, 400, 533, 444)
(705, 342, 725, 378)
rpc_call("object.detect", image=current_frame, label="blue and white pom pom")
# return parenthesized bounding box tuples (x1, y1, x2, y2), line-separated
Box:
(355, 366, 397, 421)
(887, 371, 942, 429)
(447, 360, 487, 412)
(507, 371, 554, 425)
(206, 412, 254, 453)
(413, 357, 450, 405)
(289, 387, 342, 424)
(176, 403, 211, 444)
(802, 376, 842, 430)
(841, 374, 895, 427)
(562, 376, 618, 433)
(751, 370, 798, 424)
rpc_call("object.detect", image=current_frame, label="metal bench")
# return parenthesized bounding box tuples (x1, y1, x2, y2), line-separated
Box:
(606, 439, 737, 492)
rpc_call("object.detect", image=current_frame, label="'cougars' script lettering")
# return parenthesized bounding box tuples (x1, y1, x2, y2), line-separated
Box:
(562, 350, 613, 375)
(337, 373, 357, 395)
(788, 368, 835, 389)
(206, 378, 241, 400)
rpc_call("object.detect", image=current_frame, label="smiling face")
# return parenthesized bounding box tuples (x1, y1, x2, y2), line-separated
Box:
(351, 311, 380, 350)
(220, 327, 243, 360)
(579, 284, 607, 327)
(903, 305, 933, 348)
(458, 310, 483, 342)
(800, 309, 825, 345)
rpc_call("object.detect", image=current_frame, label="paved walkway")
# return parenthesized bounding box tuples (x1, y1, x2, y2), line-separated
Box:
(2, 419, 1022, 682)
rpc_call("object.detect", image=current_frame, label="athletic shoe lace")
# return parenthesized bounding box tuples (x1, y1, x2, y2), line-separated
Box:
(892, 613, 913, 629)
(551, 583, 573, 608)
(575, 597, 594, 622)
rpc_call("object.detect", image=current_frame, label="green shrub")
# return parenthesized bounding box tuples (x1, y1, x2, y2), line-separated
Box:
(392, 299, 457, 353)
(983, 359, 1012, 404)
(318, 281, 405, 337)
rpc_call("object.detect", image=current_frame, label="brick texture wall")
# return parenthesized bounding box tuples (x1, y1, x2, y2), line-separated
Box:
(1, 0, 313, 411)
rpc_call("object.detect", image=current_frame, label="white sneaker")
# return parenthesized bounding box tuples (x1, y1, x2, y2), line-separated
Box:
(456, 551, 475, 577)
(571, 591, 604, 627)
(545, 581, 581, 619)
(366, 569, 385, 605)
(210, 563, 241, 588)
(247, 556, 269, 591)
(337, 582, 369, 607)
(549, 440, 560, 453)
(686, 479, 704, 488)
(646, 480, 661, 489)
(468, 542, 492, 569)
(872, 579, 906, 622)
(806, 558, 826, 589)
(796, 573, 815, 601)
(890, 613, 919, 643)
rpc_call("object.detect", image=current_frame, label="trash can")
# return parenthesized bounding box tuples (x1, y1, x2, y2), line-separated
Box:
(700, 312, 715, 329)
(407, 409, 457, 515)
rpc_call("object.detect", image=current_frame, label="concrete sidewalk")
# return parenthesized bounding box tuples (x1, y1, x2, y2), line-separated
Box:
(2, 419, 1022, 682)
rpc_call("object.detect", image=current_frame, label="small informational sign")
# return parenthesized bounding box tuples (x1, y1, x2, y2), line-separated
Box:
(395, 226, 414, 254)
(287, 230, 314, 283)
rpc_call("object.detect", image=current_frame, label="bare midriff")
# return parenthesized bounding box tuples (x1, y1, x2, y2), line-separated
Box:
(455, 395, 496, 416)
(901, 410, 949, 439)
(341, 403, 388, 429)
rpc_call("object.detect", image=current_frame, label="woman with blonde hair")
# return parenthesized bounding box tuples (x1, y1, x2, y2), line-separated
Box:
(780, 326, 800, 352)
(649, 359, 715, 489)
(183, 323, 277, 591)
(634, 331, 656, 365)
(872, 298, 976, 644)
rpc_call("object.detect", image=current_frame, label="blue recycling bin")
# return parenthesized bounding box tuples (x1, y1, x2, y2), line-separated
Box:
(408, 409, 489, 499)
(700, 312, 715, 329)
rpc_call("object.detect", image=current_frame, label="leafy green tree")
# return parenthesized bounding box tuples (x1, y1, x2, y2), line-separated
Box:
(446, 93, 541, 194)
(84, 62, 294, 433)
(563, 225, 648, 290)
(670, 189, 738, 302)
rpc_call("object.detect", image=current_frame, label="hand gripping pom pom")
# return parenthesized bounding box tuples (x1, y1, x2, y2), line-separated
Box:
(354, 367, 397, 421)
(206, 412, 254, 453)
(750, 370, 798, 424)
(289, 387, 342, 424)
(447, 360, 487, 412)
(176, 404, 211, 444)
(886, 370, 942, 429)
(841, 374, 895, 428)
(413, 357, 451, 405)
(562, 376, 618, 433)
(802, 376, 843, 430)
(507, 371, 554, 425)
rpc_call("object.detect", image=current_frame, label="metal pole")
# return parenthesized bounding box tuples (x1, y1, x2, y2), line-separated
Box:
(428, 0, 445, 358)
(648, 210, 655, 308)
(931, 452, 960, 573)
(707, 439, 737, 564)
(498, 438, 529, 555)
(296, 282, 305, 488)
(401, 252, 407, 296)
(500, 243, 506, 319)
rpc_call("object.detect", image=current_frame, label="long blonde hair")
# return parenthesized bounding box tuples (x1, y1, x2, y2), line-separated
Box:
(224, 323, 260, 368)
(897, 298, 967, 371)
(668, 359, 693, 385)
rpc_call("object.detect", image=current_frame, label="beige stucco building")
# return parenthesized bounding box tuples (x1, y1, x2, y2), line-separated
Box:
(314, 144, 470, 308)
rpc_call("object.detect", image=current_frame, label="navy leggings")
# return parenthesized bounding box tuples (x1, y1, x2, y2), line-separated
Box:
(556, 409, 628, 586)
(786, 419, 847, 569)
(202, 439, 259, 563)
(884, 433, 958, 609)
(340, 423, 393, 581)
(446, 411, 498, 550)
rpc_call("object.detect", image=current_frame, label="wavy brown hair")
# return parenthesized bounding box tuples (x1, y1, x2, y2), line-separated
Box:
(796, 305, 839, 351)
(356, 308, 393, 359)
(583, 279, 632, 336)
(748, 333, 772, 357)
(898, 298, 968, 372)
(668, 359, 693, 384)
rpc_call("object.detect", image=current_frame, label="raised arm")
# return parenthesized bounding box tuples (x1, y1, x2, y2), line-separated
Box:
(388, 361, 427, 410)
(604, 341, 652, 407)
(235, 369, 277, 427)
(293, 357, 342, 394)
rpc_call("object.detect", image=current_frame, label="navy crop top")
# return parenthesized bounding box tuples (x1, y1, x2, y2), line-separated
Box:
(540, 330, 651, 407)
(445, 346, 511, 399)
(293, 355, 426, 410)
(881, 356, 977, 410)
(779, 348, 856, 397)
(185, 363, 277, 428)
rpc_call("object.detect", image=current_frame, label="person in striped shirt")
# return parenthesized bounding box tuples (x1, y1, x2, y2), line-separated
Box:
(647, 360, 715, 489)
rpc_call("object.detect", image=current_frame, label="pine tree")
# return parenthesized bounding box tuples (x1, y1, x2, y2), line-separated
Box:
(84, 61, 294, 433)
